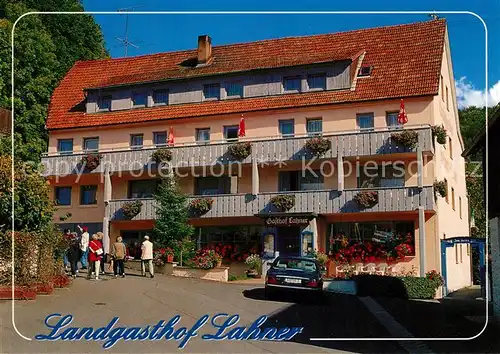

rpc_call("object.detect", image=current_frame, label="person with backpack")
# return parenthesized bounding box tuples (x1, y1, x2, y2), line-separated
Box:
(66, 238, 82, 279)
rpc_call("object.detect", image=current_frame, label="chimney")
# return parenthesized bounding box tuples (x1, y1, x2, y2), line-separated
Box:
(197, 35, 212, 64)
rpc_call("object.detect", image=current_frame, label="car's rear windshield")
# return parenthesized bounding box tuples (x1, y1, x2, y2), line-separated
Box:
(273, 258, 317, 272)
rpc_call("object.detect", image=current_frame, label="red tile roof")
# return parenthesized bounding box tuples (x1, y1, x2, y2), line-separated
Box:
(47, 20, 446, 130)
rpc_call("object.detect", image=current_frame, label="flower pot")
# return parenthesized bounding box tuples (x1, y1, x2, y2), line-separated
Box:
(167, 254, 174, 263)
(216, 260, 222, 268)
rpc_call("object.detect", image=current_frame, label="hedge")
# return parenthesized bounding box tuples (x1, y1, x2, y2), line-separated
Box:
(398, 276, 440, 299)
(354, 274, 440, 299)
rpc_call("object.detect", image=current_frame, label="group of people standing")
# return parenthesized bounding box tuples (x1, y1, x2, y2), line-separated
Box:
(63, 226, 155, 280)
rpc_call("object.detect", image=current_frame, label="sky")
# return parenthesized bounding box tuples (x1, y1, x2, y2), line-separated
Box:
(82, 0, 500, 109)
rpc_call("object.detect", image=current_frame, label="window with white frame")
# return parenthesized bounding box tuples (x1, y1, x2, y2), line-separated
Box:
(224, 125, 239, 142)
(306, 118, 323, 136)
(57, 139, 73, 155)
(196, 128, 210, 144)
(386, 112, 402, 130)
(203, 84, 221, 100)
(153, 131, 167, 146)
(307, 73, 326, 90)
(83, 137, 99, 152)
(357, 113, 374, 131)
(130, 134, 144, 150)
(279, 119, 295, 138)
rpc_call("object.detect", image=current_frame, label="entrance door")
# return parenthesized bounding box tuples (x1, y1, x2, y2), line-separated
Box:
(277, 227, 301, 256)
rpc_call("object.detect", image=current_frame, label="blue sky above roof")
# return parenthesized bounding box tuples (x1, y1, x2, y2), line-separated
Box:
(82, 0, 500, 108)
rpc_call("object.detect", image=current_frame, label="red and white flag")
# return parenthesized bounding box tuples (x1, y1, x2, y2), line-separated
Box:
(398, 99, 408, 125)
(238, 115, 246, 137)
(168, 126, 175, 146)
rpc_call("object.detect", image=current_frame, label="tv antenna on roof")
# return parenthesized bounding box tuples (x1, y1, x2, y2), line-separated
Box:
(116, 5, 145, 57)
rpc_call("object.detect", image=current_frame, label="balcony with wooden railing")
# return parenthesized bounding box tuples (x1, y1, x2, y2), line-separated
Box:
(42, 126, 434, 177)
(107, 186, 435, 221)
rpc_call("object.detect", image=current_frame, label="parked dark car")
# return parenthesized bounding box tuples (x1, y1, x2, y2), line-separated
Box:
(265, 256, 324, 300)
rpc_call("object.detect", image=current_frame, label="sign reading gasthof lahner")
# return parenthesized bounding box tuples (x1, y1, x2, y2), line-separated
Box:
(35, 313, 304, 349)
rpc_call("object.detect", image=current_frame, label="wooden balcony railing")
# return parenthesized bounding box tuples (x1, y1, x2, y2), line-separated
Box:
(108, 186, 435, 221)
(42, 127, 433, 176)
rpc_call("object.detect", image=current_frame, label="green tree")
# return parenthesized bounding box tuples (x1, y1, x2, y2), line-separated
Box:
(0, 155, 54, 231)
(0, 0, 107, 161)
(152, 175, 194, 247)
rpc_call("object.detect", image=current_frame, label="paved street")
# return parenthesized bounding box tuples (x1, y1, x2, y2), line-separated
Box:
(0, 271, 498, 353)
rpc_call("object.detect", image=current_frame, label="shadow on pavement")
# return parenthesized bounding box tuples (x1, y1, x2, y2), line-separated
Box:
(243, 288, 405, 353)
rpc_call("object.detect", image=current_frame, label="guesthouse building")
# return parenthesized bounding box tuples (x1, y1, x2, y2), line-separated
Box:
(42, 19, 471, 292)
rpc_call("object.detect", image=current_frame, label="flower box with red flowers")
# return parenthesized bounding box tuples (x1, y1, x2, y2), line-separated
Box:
(153, 247, 175, 266)
(80, 153, 103, 172)
(305, 137, 331, 156)
(353, 191, 379, 209)
(189, 197, 214, 216)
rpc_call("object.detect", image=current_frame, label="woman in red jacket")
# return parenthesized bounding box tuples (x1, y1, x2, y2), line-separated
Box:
(87, 234, 103, 280)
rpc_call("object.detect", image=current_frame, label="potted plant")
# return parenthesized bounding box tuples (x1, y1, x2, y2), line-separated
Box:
(269, 194, 295, 212)
(245, 254, 261, 278)
(189, 197, 214, 216)
(80, 153, 102, 172)
(153, 247, 175, 267)
(353, 191, 379, 209)
(305, 136, 331, 156)
(151, 148, 173, 164)
(390, 130, 419, 149)
(121, 200, 143, 219)
(431, 125, 447, 145)
(228, 142, 252, 160)
(433, 180, 448, 198)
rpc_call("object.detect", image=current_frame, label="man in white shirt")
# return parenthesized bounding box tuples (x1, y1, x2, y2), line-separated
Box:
(141, 235, 154, 278)
(78, 225, 90, 269)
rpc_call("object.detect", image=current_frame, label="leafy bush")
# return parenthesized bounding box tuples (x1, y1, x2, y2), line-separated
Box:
(269, 194, 295, 211)
(390, 130, 418, 149)
(0, 227, 66, 287)
(314, 251, 329, 267)
(355, 273, 443, 299)
(305, 137, 331, 156)
(432, 125, 447, 144)
(80, 153, 102, 172)
(228, 142, 252, 160)
(353, 191, 379, 209)
(245, 254, 261, 270)
(189, 197, 214, 216)
(121, 200, 143, 219)
(151, 148, 173, 164)
(433, 180, 448, 198)
(398, 276, 441, 299)
(0, 156, 54, 231)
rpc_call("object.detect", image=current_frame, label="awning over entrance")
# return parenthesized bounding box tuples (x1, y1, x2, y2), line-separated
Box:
(254, 212, 317, 227)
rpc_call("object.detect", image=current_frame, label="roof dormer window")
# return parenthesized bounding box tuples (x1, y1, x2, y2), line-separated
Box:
(97, 95, 111, 112)
(132, 92, 147, 108)
(358, 66, 373, 77)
